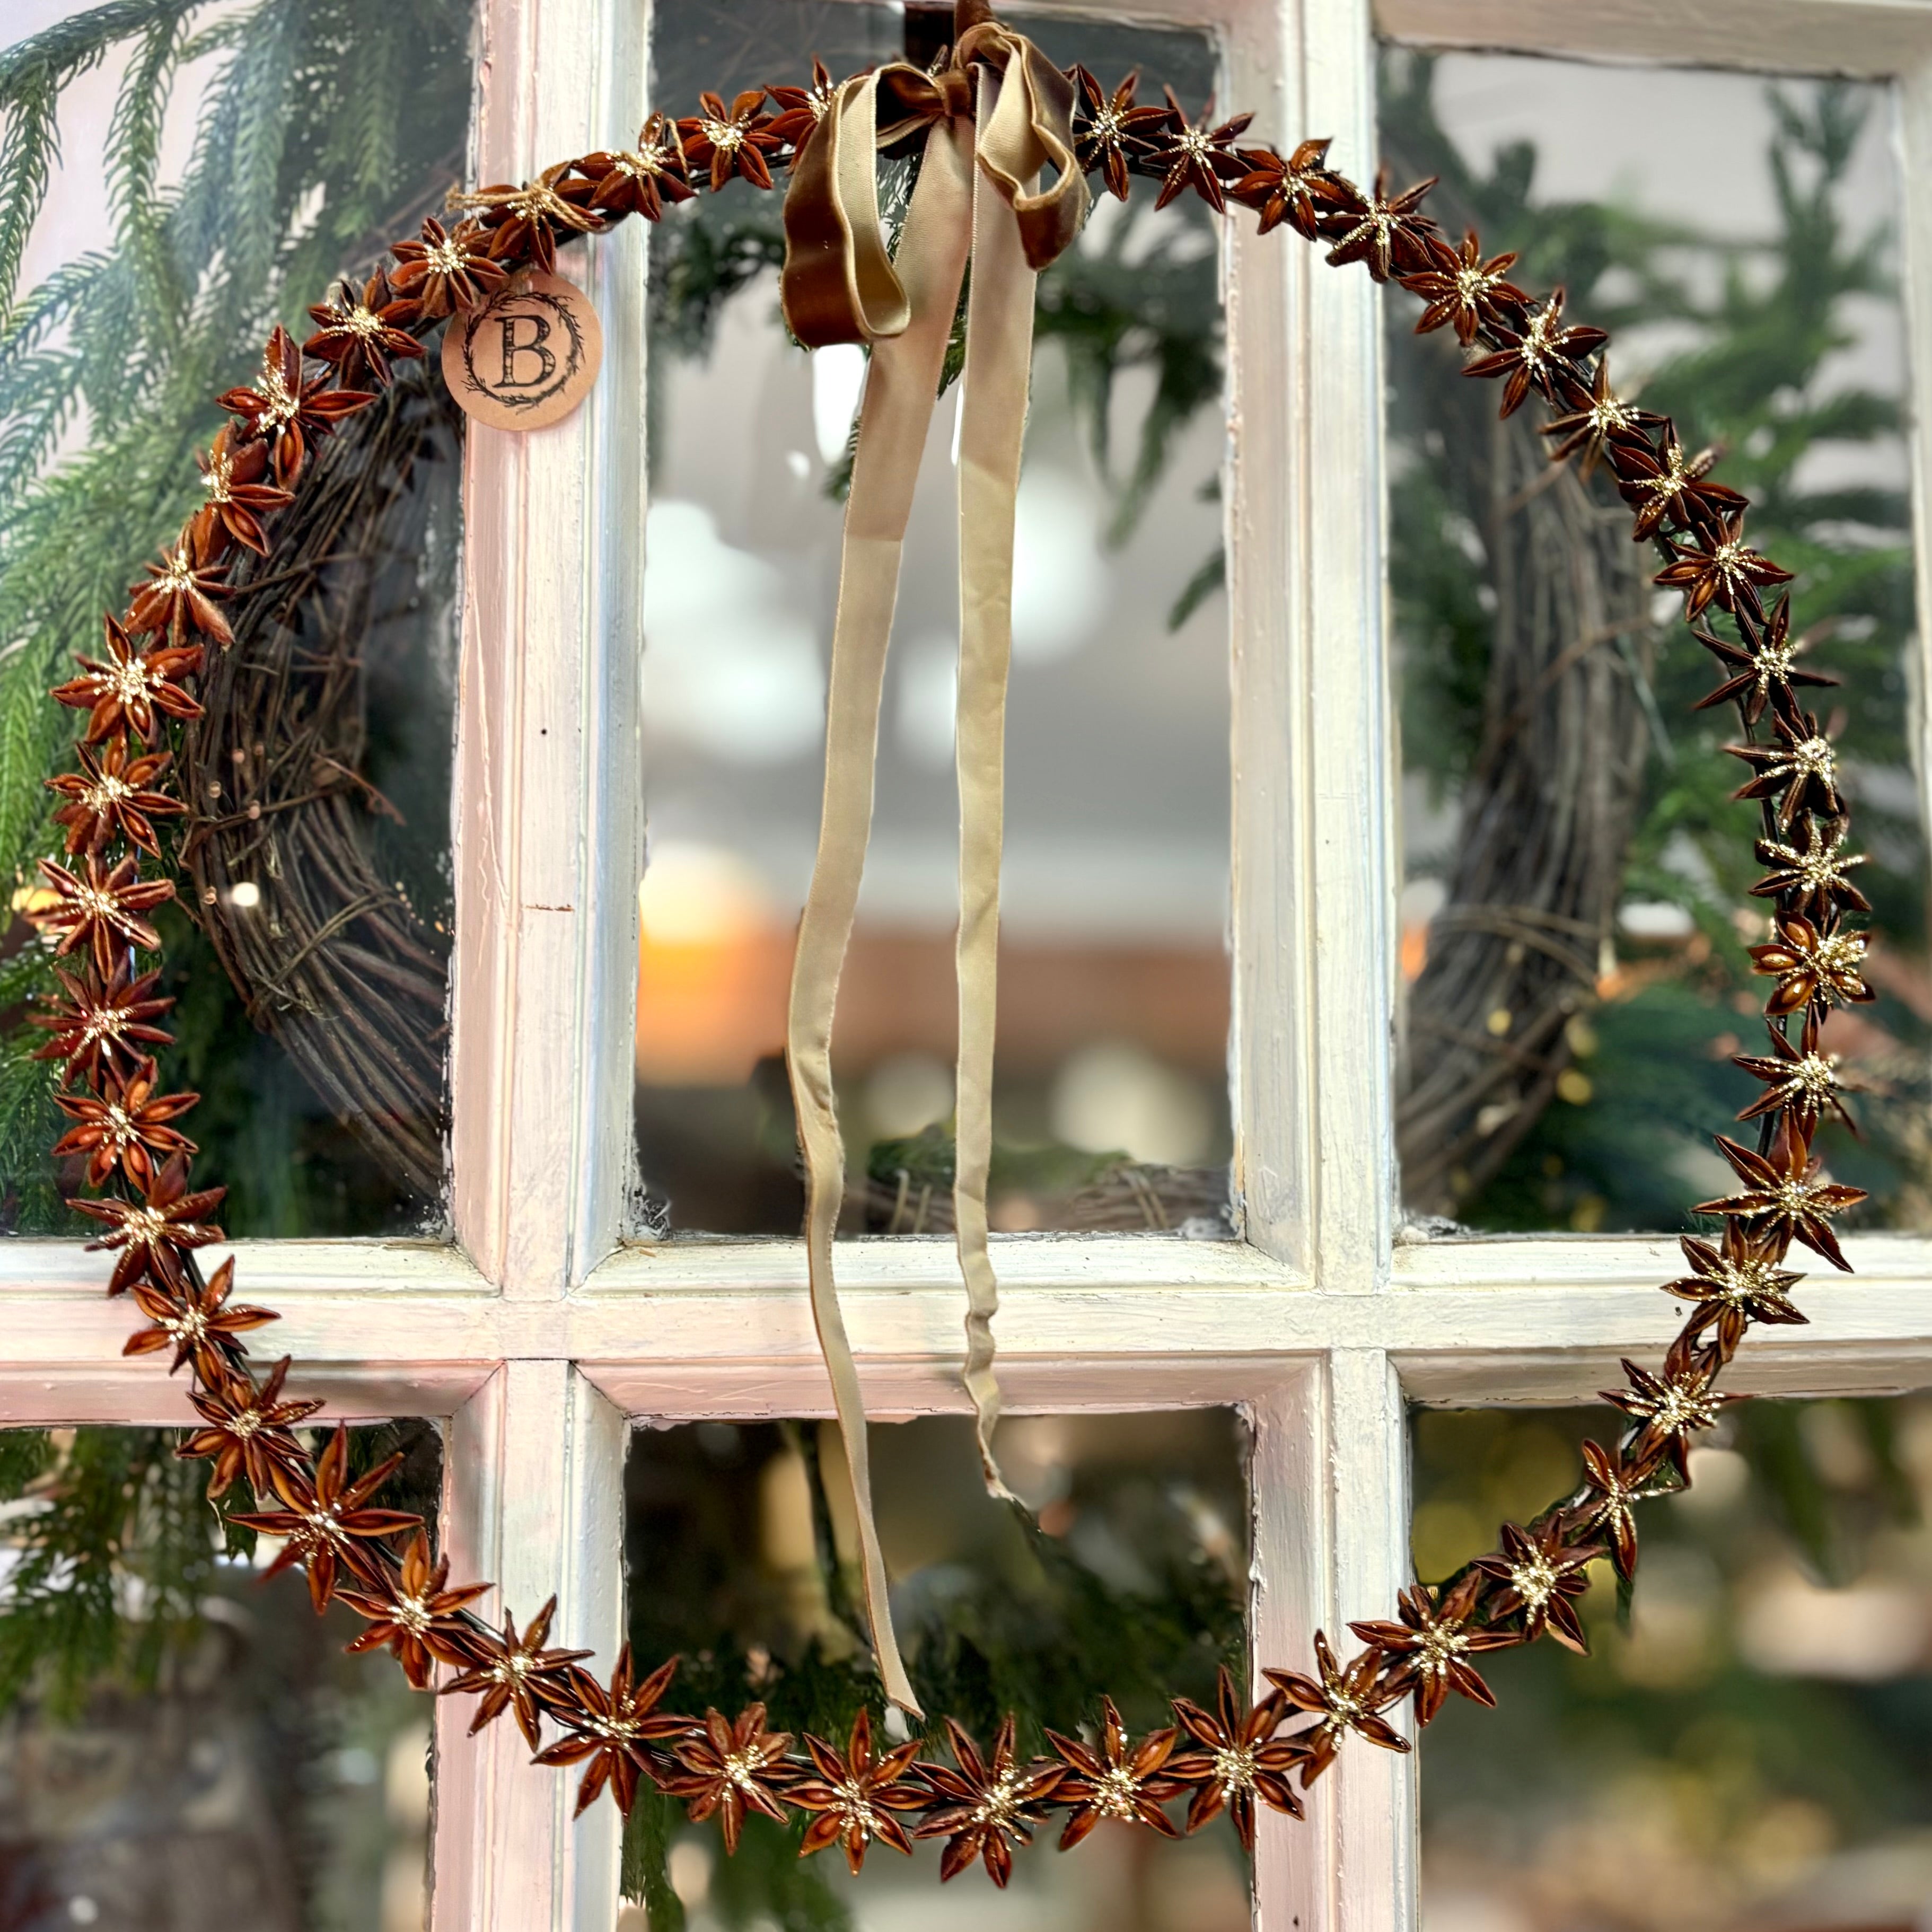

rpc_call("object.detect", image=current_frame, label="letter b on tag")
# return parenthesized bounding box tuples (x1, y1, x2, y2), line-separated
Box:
(443, 271, 603, 431)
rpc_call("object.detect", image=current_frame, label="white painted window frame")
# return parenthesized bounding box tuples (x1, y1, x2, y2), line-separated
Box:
(7, 1, 1932, 1928)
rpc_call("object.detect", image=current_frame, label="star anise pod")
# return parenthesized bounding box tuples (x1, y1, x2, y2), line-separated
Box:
(1072, 68, 1168, 203)
(1463, 289, 1608, 417)
(389, 215, 509, 318)
(1566, 1441, 1676, 1578)
(1539, 360, 1664, 474)
(1663, 1222, 1807, 1356)
(578, 111, 696, 218)
(339, 1528, 491, 1690)
(1322, 169, 1439, 281)
(1402, 229, 1526, 346)
(444, 1595, 593, 1748)
(1696, 1111, 1866, 1270)
(1748, 909, 1872, 1017)
(1472, 1518, 1601, 1654)
(54, 1055, 197, 1190)
(1655, 510, 1793, 620)
(677, 90, 784, 193)
(1264, 1631, 1409, 1783)
(1141, 89, 1252, 212)
(191, 426, 293, 559)
(790, 1707, 927, 1872)
(31, 851, 173, 978)
(31, 960, 174, 1087)
(121, 1255, 276, 1382)
(535, 1649, 692, 1816)
(1603, 1332, 1739, 1480)
(1752, 819, 1869, 919)
(1047, 1696, 1184, 1846)
(1608, 424, 1743, 539)
(1734, 1015, 1857, 1135)
(658, 1703, 795, 1851)
(178, 1356, 322, 1498)
(1726, 709, 1845, 830)
(50, 614, 203, 744)
(229, 1423, 420, 1612)
(68, 1151, 223, 1294)
(47, 737, 181, 858)
(913, 1715, 1064, 1886)
(763, 60, 838, 163)
(217, 325, 374, 488)
(127, 528, 232, 648)
(1693, 594, 1837, 726)
(1347, 1574, 1518, 1726)
(1229, 137, 1338, 241)
(1166, 1666, 1306, 1848)
(303, 271, 425, 389)
(456, 161, 604, 273)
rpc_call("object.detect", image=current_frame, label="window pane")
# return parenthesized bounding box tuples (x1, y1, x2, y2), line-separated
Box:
(1385, 51, 1927, 1234)
(1414, 1397, 1932, 1930)
(0, 1419, 442, 1928)
(619, 1410, 1251, 1926)
(637, 2, 1233, 1237)
(1, 1, 471, 1237)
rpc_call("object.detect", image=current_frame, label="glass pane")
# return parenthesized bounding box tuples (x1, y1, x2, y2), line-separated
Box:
(0, 1419, 442, 1928)
(618, 1410, 1251, 1927)
(637, 2, 1233, 1237)
(1414, 1396, 1932, 1931)
(1, 1, 472, 1236)
(1385, 51, 1927, 1233)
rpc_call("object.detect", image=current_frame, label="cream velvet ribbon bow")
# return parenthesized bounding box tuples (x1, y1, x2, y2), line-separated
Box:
(778, 30, 1090, 1714)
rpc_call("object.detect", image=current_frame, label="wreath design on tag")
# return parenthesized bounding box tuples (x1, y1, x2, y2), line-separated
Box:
(26, 0, 1873, 1880)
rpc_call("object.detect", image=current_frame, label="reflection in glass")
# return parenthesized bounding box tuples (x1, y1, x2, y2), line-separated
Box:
(0, 0, 471, 1238)
(1415, 1396, 1932, 1931)
(1385, 52, 1928, 1234)
(638, 1, 1233, 1237)
(619, 1409, 1250, 1928)
(0, 1421, 442, 1929)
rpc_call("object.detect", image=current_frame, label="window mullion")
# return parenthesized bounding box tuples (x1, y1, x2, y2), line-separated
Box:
(432, 1359, 629, 1931)
(1328, 1347, 1417, 1932)
(452, 0, 644, 1294)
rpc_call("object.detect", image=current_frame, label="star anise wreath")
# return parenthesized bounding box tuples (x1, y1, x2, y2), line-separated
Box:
(37, 35, 1883, 1883)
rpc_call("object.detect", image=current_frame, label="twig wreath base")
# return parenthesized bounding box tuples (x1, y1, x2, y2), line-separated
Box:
(25, 4, 1873, 1884)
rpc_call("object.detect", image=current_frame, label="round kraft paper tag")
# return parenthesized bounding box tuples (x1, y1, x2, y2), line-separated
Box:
(441, 270, 603, 431)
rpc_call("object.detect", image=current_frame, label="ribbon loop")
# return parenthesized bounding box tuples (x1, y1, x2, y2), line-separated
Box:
(775, 33, 1087, 1713)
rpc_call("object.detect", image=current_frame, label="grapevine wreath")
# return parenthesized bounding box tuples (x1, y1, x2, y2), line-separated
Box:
(26, 0, 1881, 1884)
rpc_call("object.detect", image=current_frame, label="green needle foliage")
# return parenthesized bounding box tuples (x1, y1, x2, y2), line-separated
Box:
(0, 0, 471, 1234)
(1384, 55, 1925, 1231)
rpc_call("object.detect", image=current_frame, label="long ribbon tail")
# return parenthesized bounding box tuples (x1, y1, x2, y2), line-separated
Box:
(951, 36, 1090, 1498)
(781, 99, 973, 1717)
(952, 61, 1033, 1501)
